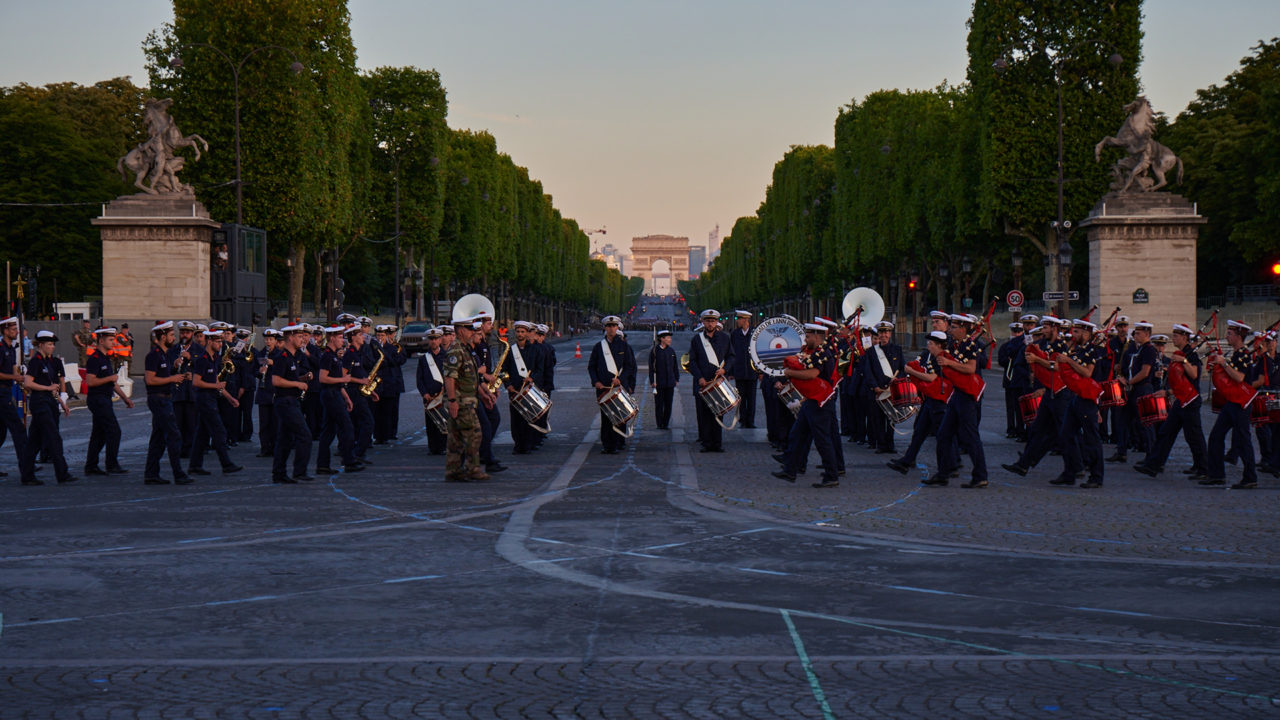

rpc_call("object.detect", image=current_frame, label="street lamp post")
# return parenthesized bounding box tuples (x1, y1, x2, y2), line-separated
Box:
(170, 43, 303, 225)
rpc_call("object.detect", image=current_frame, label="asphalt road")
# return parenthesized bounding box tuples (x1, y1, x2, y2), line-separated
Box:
(1, 333, 1277, 718)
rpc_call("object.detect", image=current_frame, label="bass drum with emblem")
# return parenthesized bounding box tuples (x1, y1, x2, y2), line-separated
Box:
(749, 316, 806, 377)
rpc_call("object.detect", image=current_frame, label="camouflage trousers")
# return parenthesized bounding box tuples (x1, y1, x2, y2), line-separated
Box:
(446, 400, 483, 478)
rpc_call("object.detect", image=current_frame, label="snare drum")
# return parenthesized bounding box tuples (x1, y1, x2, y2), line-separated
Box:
(698, 375, 741, 429)
(512, 382, 553, 432)
(889, 377, 920, 408)
(1137, 394, 1168, 427)
(1017, 392, 1040, 425)
(1248, 392, 1274, 426)
(1098, 379, 1125, 408)
(424, 395, 450, 435)
(1266, 392, 1280, 424)
(598, 385, 639, 437)
(777, 381, 803, 417)
(1211, 388, 1225, 414)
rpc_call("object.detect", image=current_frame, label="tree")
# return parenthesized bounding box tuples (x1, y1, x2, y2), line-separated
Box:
(144, 0, 368, 318)
(1164, 38, 1280, 291)
(966, 0, 1142, 295)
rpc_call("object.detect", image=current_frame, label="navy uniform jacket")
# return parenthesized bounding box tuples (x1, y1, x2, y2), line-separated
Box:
(170, 342, 194, 402)
(416, 348, 445, 397)
(145, 344, 175, 387)
(729, 326, 752, 377)
(502, 340, 545, 392)
(379, 340, 408, 395)
(193, 350, 221, 398)
(255, 347, 276, 406)
(648, 344, 679, 389)
(304, 342, 323, 393)
(687, 330, 733, 394)
(998, 335, 1027, 389)
(237, 346, 258, 394)
(1254, 353, 1278, 390)
(26, 352, 62, 401)
(343, 345, 369, 382)
(1126, 342, 1160, 388)
(85, 348, 115, 398)
(541, 342, 557, 391)
(861, 342, 904, 391)
(588, 334, 637, 392)
(272, 348, 305, 399)
(0, 338, 16, 391)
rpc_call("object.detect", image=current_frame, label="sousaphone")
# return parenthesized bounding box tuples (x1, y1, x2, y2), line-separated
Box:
(451, 293, 496, 322)
(841, 287, 885, 327)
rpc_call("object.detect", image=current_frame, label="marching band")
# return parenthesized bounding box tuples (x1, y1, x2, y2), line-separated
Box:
(2, 289, 1277, 492)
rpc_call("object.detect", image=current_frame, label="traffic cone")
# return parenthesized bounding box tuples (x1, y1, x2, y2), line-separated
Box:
(574, 343, 582, 359)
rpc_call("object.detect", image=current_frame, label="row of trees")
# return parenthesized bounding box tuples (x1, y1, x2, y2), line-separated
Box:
(0, 0, 632, 322)
(692, 2, 1277, 315)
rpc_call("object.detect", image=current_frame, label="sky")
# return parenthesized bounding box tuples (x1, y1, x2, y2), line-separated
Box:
(1, 0, 1276, 260)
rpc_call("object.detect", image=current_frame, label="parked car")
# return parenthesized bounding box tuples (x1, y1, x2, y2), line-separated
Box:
(398, 321, 435, 356)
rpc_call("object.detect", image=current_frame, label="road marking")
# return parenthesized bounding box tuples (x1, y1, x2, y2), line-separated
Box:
(780, 609, 836, 720)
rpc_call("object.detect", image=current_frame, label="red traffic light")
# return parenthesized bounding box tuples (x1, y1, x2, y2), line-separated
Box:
(907, 280, 917, 290)
(1271, 262, 1280, 276)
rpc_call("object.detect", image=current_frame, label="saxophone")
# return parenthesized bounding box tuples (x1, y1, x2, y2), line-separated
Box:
(486, 339, 511, 394)
(216, 344, 236, 381)
(361, 348, 385, 397)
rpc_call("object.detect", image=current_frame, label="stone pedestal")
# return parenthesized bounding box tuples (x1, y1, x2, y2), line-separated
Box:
(1079, 192, 1204, 333)
(92, 193, 220, 323)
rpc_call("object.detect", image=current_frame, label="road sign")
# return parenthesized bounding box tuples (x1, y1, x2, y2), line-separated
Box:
(1042, 291, 1080, 301)
(1006, 290, 1024, 307)
(1132, 288, 1149, 304)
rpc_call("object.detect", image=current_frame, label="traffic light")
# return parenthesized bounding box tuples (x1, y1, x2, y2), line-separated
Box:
(908, 273, 919, 290)
(252, 312, 263, 326)
(1271, 261, 1280, 277)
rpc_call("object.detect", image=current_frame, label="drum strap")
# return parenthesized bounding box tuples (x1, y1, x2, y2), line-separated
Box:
(600, 338, 618, 377)
(511, 343, 529, 378)
(699, 333, 720, 369)
(874, 345, 894, 381)
(424, 353, 442, 383)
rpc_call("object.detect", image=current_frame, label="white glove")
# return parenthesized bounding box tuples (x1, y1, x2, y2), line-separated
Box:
(60, 392, 69, 403)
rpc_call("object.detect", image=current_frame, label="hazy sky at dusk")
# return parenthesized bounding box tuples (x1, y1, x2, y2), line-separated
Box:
(2, 0, 1276, 260)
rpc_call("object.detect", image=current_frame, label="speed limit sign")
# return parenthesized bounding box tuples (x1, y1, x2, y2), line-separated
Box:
(1006, 290, 1024, 307)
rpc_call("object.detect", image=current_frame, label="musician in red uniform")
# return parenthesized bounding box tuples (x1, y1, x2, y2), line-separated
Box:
(1251, 331, 1277, 476)
(1109, 321, 1160, 463)
(1135, 323, 1209, 479)
(1051, 319, 1105, 488)
(923, 315, 988, 488)
(887, 331, 950, 475)
(772, 323, 839, 488)
(1203, 320, 1259, 488)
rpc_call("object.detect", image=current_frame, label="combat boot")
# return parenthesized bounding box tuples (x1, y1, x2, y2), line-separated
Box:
(467, 468, 491, 481)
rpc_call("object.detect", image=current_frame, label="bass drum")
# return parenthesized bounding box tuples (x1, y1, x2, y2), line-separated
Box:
(749, 316, 805, 378)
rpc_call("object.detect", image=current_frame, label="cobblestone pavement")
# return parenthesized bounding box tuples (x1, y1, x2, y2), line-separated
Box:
(1, 334, 1277, 718)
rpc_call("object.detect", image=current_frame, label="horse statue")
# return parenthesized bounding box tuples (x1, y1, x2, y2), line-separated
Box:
(1094, 96, 1183, 193)
(117, 98, 208, 196)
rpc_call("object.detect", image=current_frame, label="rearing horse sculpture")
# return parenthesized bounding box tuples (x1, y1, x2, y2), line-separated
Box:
(1094, 96, 1183, 193)
(117, 98, 208, 195)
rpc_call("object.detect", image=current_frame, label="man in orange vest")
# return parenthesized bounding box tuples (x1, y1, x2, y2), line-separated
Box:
(114, 324, 134, 372)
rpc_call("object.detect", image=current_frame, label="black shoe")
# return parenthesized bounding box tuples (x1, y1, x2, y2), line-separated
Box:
(21, 478, 43, 486)
(144, 477, 170, 485)
(812, 480, 839, 489)
(294, 475, 316, 482)
(874, 448, 895, 455)
(1133, 464, 1159, 478)
(222, 465, 244, 474)
(960, 479, 988, 489)
(512, 449, 530, 455)
(0, 470, 6, 477)
(1182, 467, 1197, 475)
(1080, 481, 1103, 489)
(601, 448, 618, 455)
(57, 475, 79, 484)
(256, 451, 274, 458)
(1189, 471, 1209, 481)
(922, 475, 949, 487)
(1231, 480, 1258, 489)
(772, 453, 788, 464)
(342, 464, 364, 473)
(226, 440, 237, 448)
(486, 463, 507, 472)
(1049, 476, 1075, 486)
(772, 470, 797, 483)
(1001, 463, 1028, 477)
(700, 447, 715, 453)
(83, 466, 108, 476)
(1105, 454, 1126, 463)
(1225, 454, 1238, 466)
(273, 476, 298, 484)
(356, 458, 373, 466)
(886, 459, 910, 475)
(107, 467, 129, 475)
(174, 475, 194, 485)
(314, 466, 337, 475)
(1199, 478, 1225, 486)
(189, 468, 211, 476)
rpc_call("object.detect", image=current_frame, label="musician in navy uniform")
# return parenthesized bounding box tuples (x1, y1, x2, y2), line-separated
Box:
(372, 325, 407, 444)
(188, 330, 243, 477)
(1135, 323, 1209, 479)
(502, 321, 546, 454)
(1203, 320, 1260, 489)
(83, 327, 134, 476)
(649, 329, 679, 429)
(588, 315, 637, 454)
(729, 310, 756, 428)
(417, 328, 447, 455)
(862, 320, 905, 454)
(19, 331, 74, 486)
(0, 316, 28, 476)
(924, 315, 988, 488)
(313, 326, 358, 474)
(143, 322, 190, 485)
(468, 317, 506, 473)
(271, 324, 314, 483)
(1051, 319, 1106, 488)
(687, 309, 734, 453)
(771, 323, 839, 488)
(887, 331, 950, 475)
(534, 324, 556, 447)
(998, 321, 1027, 439)
(302, 325, 324, 436)
(343, 326, 376, 464)
(172, 320, 199, 458)
(255, 329, 280, 458)
(1109, 320, 1159, 463)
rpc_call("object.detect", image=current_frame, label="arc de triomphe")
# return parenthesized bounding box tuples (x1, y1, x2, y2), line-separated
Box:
(631, 234, 689, 295)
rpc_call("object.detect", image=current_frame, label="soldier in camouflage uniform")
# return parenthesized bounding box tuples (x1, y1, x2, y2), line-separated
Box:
(444, 318, 489, 481)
